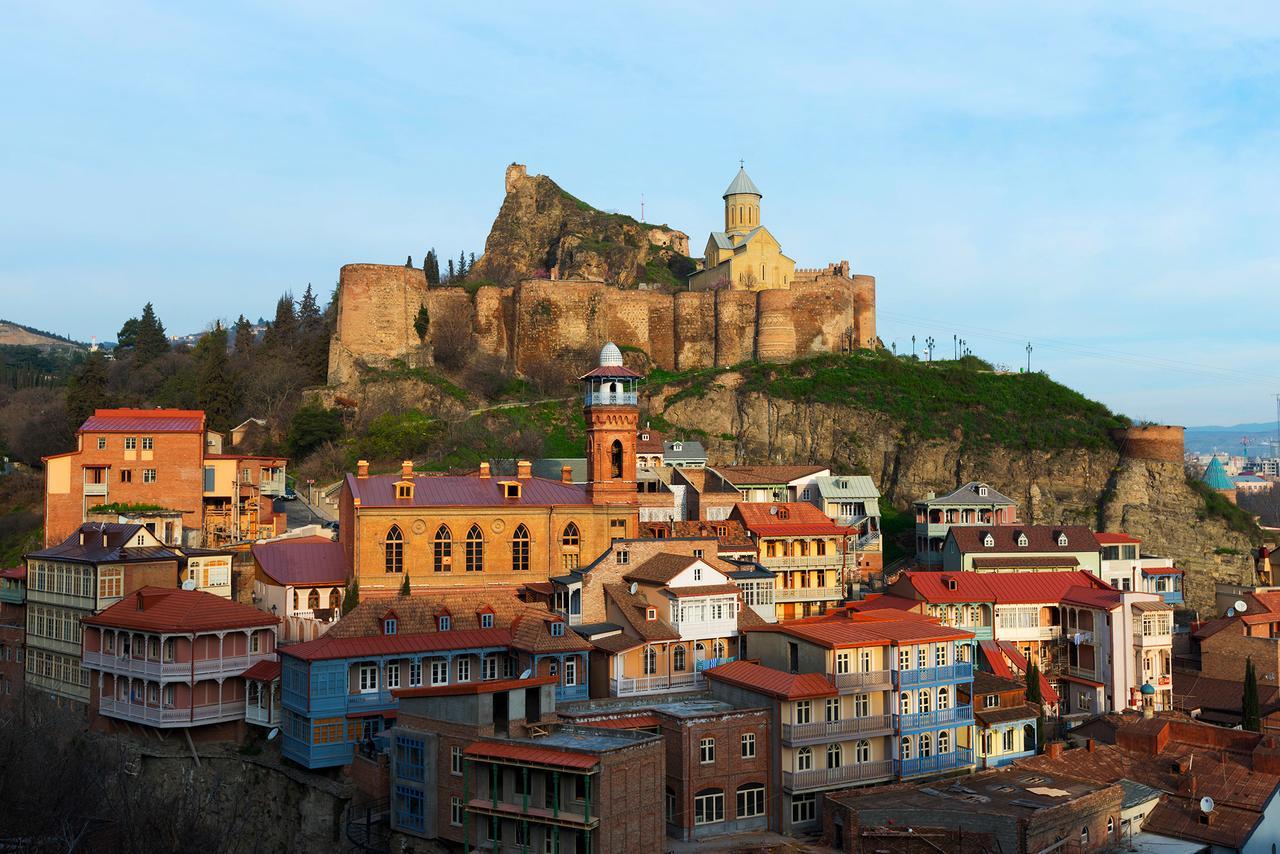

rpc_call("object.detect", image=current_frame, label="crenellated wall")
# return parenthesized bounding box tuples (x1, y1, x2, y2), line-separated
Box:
(327, 264, 875, 384)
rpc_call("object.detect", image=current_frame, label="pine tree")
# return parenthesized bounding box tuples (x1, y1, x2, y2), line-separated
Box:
(116, 317, 139, 350)
(1244, 656, 1262, 732)
(469, 251, 476, 272)
(194, 322, 237, 429)
(263, 293, 298, 352)
(458, 250, 468, 279)
(341, 578, 360, 615)
(133, 302, 170, 364)
(424, 249, 440, 286)
(296, 284, 328, 383)
(233, 314, 255, 358)
(66, 350, 112, 428)
(447, 259, 455, 282)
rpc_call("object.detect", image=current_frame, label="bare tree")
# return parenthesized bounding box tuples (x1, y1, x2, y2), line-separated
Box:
(431, 307, 474, 371)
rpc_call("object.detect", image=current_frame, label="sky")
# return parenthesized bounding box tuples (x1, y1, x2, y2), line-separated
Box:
(3, 2, 1280, 426)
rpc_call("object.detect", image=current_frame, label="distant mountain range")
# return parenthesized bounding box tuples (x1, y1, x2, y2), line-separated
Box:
(1184, 421, 1280, 455)
(0, 319, 86, 350)
(1187, 422, 1278, 433)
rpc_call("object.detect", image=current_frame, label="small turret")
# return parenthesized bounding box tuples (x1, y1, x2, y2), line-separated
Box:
(723, 165, 762, 235)
(580, 343, 641, 513)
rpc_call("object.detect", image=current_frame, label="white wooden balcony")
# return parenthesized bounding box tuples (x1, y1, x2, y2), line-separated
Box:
(782, 759, 894, 792)
(774, 585, 844, 603)
(83, 650, 273, 680)
(781, 714, 894, 745)
(99, 697, 243, 727)
(609, 672, 703, 697)
(832, 670, 894, 691)
(761, 555, 845, 571)
(84, 482, 109, 497)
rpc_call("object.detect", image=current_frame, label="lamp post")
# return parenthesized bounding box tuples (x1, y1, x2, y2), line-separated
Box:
(911, 335, 916, 358)
(1026, 342, 1033, 373)
(926, 336, 935, 363)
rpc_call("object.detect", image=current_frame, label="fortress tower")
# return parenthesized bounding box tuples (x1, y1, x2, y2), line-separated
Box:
(581, 343, 640, 509)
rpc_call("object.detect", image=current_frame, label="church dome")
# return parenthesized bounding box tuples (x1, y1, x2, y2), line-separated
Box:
(599, 342, 624, 367)
(723, 166, 761, 199)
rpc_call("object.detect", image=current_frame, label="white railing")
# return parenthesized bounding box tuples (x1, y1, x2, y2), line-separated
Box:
(774, 586, 845, 603)
(584, 391, 638, 406)
(781, 714, 893, 744)
(832, 670, 893, 691)
(668, 619, 739, 637)
(84, 482, 109, 496)
(783, 759, 894, 792)
(760, 555, 845, 570)
(83, 650, 272, 680)
(610, 672, 703, 696)
(854, 532, 881, 550)
(245, 704, 280, 727)
(99, 697, 242, 727)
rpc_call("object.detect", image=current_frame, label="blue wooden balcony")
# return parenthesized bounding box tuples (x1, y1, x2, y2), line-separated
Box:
(896, 747, 974, 778)
(895, 662, 973, 688)
(895, 704, 974, 732)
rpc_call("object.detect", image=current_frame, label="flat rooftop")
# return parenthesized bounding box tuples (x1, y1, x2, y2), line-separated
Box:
(506, 724, 657, 754)
(831, 766, 1110, 817)
(559, 693, 758, 719)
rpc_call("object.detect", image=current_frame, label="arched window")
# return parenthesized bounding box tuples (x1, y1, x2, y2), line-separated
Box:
(307, 588, 320, 610)
(937, 687, 950, 710)
(292, 589, 299, 610)
(855, 739, 870, 763)
(465, 524, 484, 572)
(899, 692, 911, 714)
(713, 640, 726, 660)
(384, 525, 404, 573)
(938, 730, 950, 753)
(1107, 817, 1114, 836)
(918, 689, 931, 713)
(1024, 723, 1036, 748)
(610, 440, 623, 479)
(328, 588, 340, 610)
(919, 733, 932, 758)
(899, 736, 912, 760)
(433, 525, 452, 573)
(673, 645, 687, 672)
(511, 524, 530, 572)
(796, 747, 812, 771)
(644, 647, 657, 675)
(562, 522, 580, 571)
(826, 743, 842, 768)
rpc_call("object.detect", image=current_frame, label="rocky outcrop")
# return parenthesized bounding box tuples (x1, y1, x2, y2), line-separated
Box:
(469, 164, 694, 288)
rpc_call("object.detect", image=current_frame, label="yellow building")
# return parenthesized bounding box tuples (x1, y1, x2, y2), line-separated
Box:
(688, 166, 797, 292)
(337, 344, 641, 593)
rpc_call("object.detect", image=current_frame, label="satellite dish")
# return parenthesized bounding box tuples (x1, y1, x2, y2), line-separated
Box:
(267, 727, 279, 741)
(1235, 600, 1248, 613)
(1227, 608, 1236, 617)
(519, 668, 533, 680)
(629, 581, 639, 595)
(181, 579, 198, 591)
(1200, 796, 1215, 814)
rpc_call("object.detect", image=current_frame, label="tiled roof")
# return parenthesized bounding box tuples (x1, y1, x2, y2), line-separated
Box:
(976, 704, 1041, 726)
(83, 587, 279, 633)
(703, 660, 835, 700)
(587, 633, 645, 654)
(603, 584, 679, 641)
(1095, 532, 1141, 545)
(26, 523, 181, 566)
(242, 659, 282, 682)
(394, 674, 558, 699)
(948, 524, 1098, 554)
(623, 553, 701, 584)
(345, 472, 590, 508)
(636, 428, 666, 454)
(79, 408, 204, 434)
(252, 536, 348, 586)
(737, 605, 769, 630)
(665, 520, 755, 549)
(732, 502, 852, 537)
(1173, 667, 1280, 720)
(751, 610, 970, 648)
(714, 465, 827, 486)
(917, 481, 1015, 507)
(465, 740, 601, 770)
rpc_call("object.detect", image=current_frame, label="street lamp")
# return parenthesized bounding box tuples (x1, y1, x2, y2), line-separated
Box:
(925, 336, 935, 363)
(1026, 342, 1033, 373)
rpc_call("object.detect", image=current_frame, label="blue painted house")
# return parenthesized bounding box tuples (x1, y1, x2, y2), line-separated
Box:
(280, 589, 591, 769)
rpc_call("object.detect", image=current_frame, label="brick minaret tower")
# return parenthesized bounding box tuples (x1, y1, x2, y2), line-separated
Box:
(581, 342, 640, 507)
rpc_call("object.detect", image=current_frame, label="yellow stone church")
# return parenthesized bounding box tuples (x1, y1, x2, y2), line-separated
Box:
(688, 165, 797, 291)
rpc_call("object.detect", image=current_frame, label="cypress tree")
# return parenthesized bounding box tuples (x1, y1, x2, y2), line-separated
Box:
(194, 322, 237, 429)
(134, 302, 170, 364)
(341, 578, 360, 615)
(232, 314, 255, 358)
(414, 305, 430, 341)
(1244, 656, 1262, 732)
(458, 250, 468, 279)
(446, 259, 455, 282)
(425, 249, 440, 286)
(1026, 661, 1046, 751)
(263, 293, 298, 352)
(400, 573, 411, 596)
(66, 350, 112, 429)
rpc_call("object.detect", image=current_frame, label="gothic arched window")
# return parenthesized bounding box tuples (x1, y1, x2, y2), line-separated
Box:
(307, 588, 320, 610)
(465, 524, 484, 572)
(511, 524, 530, 572)
(433, 525, 452, 573)
(384, 525, 404, 573)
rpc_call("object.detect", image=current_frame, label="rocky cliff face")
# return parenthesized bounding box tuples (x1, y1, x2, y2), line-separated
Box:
(652, 370, 1256, 614)
(469, 164, 694, 288)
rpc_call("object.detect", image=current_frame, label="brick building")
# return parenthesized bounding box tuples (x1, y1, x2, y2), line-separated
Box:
(23, 523, 181, 708)
(0, 566, 25, 704)
(1194, 587, 1280, 682)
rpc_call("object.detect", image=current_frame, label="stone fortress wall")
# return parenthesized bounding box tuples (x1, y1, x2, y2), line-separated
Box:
(327, 263, 877, 385)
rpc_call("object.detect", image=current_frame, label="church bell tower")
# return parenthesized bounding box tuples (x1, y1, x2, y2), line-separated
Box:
(723, 164, 762, 236)
(581, 343, 640, 508)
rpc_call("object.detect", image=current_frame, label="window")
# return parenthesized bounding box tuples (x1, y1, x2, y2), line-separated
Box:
(359, 664, 378, 692)
(899, 692, 911, 714)
(433, 525, 452, 572)
(617, 549, 629, 566)
(796, 747, 813, 771)
(431, 660, 448, 685)
(125, 437, 137, 450)
(120, 469, 132, 483)
(644, 647, 657, 674)
(836, 652, 850, 674)
(917, 646, 927, 669)
(983, 533, 995, 547)
(502, 481, 520, 499)
(1017, 533, 1028, 547)
(511, 524, 530, 572)
(982, 731, 993, 754)
(825, 697, 840, 722)
(855, 739, 871, 763)
(645, 607, 657, 621)
(853, 693, 870, 717)
(564, 658, 577, 685)
(465, 524, 483, 572)
(737, 783, 765, 819)
(693, 564, 702, 580)
(918, 689, 931, 713)
(1002, 729, 1015, 751)
(741, 733, 756, 759)
(939, 730, 950, 753)
(694, 789, 723, 825)
(1107, 817, 1114, 836)
(827, 743, 842, 768)
(700, 737, 715, 763)
(480, 612, 494, 629)
(292, 589, 299, 611)
(457, 658, 471, 682)
(919, 733, 932, 758)
(1080, 826, 1089, 845)
(483, 655, 498, 680)
(794, 700, 812, 724)
(97, 437, 106, 450)
(1057, 533, 1068, 546)
(937, 686, 950, 710)
(984, 693, 999, 708)
(386, 663, 400, 689)
(142, 468, 157, 483)
(791, 793, 816, 824)
(99, 567, 124, 599)
(450, 796, 462, 827)
(409, 660, 421, 687)
(550, 621, 564, 637)
(438, 615, 451, 631)
(900, 736, 912, 760)
(451, 745, 463, 775)
(936, 644, 948, 666)
(384, 526, 404, 573)
(673, 645, 687, 671)
(693, 549, 704, 560)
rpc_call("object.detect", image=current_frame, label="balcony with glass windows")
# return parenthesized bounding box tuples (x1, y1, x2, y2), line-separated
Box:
(832, 670, 893, 692)
(782, 759, 894, 792)
(896, 747, 974, 779)
(781, 714, 894, 746)
(894, 704, 974, 732)
(895, 662, 973, 688)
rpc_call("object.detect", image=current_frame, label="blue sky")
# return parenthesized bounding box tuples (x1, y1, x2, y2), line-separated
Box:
(4, 2, 1280, 426)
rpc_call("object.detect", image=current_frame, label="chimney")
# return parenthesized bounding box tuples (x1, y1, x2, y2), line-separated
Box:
(517, 460, 532, 479)
(401, 460, 413, 478)
(1086, 738, 1096, 753)
(562, 465, 573, 484)
(1045, 741, 1065, 760)
(357, 460, 369, 479)
(479, 462, 491, 479)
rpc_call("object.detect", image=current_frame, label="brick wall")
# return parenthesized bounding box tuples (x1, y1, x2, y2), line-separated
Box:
(661, 708, 772, 840)
(1199, 623, 1280, 682)
(596, 738, 666, 853)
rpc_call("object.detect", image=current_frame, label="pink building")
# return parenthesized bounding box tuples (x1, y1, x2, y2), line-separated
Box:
(82, 587, 279, 735)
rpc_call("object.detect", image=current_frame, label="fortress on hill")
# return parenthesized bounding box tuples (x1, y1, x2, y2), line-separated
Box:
(326, 164, 878, 386)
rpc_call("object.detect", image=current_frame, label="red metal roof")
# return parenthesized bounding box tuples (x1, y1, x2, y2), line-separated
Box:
(346, 472, 590, 508)
(252, 536, 349, 587)
(753, 608, 971, 648)
(732, 502, 852, 537)
(1094, 532, 1141, 545)
(900, 572, 997, 603)
(83, 587, 279, 633)
(241, 659, 282, 682)
(703, 659, 837, 700)
(965, 571, 1112, 605)
(283, 627, 513, 661)
(1140, 566, 1182, 576)
(978, 640, 1013, 678)
(1060, 586, 1128, 609)
(464, 741, 600, 770)
(393, 675, 558, 699)
(0, 566, 26, 580)
(79, 408, 205, 433)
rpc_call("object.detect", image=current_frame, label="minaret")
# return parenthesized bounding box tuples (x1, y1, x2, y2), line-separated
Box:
(723, 162, 762, 235)
(581, 343, 640, 508)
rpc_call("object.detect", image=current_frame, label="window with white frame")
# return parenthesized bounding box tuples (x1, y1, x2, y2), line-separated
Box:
(483, 655, 497, 680)
(825, 697, 840, 722)
(143, 468, 157, 483)
(409, 660, 422, 687)
(916, 646, 927, 668)
(565, 658, 577, 686)
(699, 737, 715, 764)
(457, 658, 471, 682)
(796, 747, 812, 771)
(430, 660, 448, 685)
(935, 644, 948, 666)
(693, 789, 723, 825)
(450, 796, 462, 826)
(386, 662, 400, 689)
(939, 730, 950, 753)
(451, 746, 463, 775)
(899, 647, 910, 670)
(835, 652, 850, 674)
(736, 783, 764, 818)
(480, 612, 494, 628)
(1003, 728, 1015, 751)
(794, 700, 812, 724)
(358, 664, 378, 692)
(855, 739, 871, 762)
(741, 733, 756, 759)
(853, 693, 870, 717)
(791, 793, 816, 824)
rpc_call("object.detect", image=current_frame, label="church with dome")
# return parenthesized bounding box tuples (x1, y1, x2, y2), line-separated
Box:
(688, 165, 798, 292)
